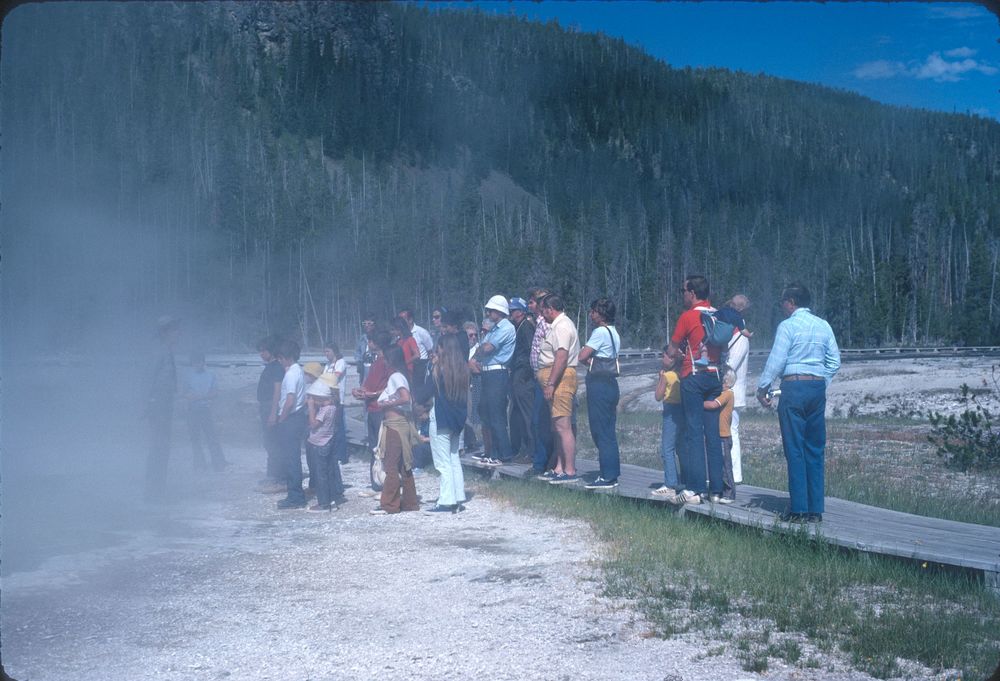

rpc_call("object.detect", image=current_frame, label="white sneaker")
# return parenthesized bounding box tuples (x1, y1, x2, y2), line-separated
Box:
(650, 486, 681, 503)
(678, 490, 702, 505)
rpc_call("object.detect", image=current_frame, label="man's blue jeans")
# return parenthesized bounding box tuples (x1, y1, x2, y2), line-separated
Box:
(680, 371, 723, 495)
(277, 409, 308, 504)
(531, 381, 553, 471)
(586, 374, 621, 481)
(777, 380, 827, 514)
(479, 369, 512, 461)
(660, 402, 685, 489)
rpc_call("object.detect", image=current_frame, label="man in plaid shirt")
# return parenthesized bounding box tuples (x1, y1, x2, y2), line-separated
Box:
(527, 287, 554, 476)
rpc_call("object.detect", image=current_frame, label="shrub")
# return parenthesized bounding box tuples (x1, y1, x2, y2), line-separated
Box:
(928, 367, 1000, 471)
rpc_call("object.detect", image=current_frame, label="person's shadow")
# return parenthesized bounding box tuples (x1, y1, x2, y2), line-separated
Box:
(743, 491, 788, 515)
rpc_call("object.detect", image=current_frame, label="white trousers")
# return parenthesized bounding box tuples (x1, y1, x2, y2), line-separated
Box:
(731, 409, 743, 483)
(430, 406, 466, 506)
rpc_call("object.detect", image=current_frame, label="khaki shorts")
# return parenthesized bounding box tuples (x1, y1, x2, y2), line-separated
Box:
(537, 366, 578, 419)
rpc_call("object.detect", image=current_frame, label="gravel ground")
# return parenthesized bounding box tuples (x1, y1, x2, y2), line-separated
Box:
(3, 442, 903, 681)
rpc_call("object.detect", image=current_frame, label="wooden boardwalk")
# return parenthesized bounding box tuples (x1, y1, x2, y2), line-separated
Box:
(342, 406, 1000, 589)
(457, 455, 1000, 589)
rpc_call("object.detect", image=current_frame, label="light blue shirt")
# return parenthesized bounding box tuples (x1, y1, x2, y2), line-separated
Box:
(479, 318, 516, 366)
(757, 308, 841, 389)
(585, 325, 621, 359)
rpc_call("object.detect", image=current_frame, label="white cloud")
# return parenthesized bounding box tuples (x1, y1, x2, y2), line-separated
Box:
(915, 52, 997, 82)
(853, 60, 907, 80)
(927, 6, 990, 20)
(944, 47, 976, 58)
(853, 51, 997, 83)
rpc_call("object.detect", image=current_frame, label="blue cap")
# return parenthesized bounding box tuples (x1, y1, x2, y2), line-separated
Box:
(508, 297, 528, 312)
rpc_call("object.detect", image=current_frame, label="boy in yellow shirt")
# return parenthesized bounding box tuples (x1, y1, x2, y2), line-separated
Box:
(704, 370, 737, 503)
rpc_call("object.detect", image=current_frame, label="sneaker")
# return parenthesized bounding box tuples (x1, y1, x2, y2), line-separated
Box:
(369, 508, 389, 516)
(806, 513, 823, 523)
(470, 453, 488, 462)
(277, 498, 306, 510)
(424, 504, 458, 514)
(357, 489, 379, 498)
(677, 490, 702, 505)
(548, 473, 580, 485)
(717, 496, 734, 505)
(651, 486, 681, 503)
(778, 510, 808, 523)
(482, 458, 504, 467)
(307, 503, 331, 513)
(585, 477, 619, 490)
(536, 470, 559, 481)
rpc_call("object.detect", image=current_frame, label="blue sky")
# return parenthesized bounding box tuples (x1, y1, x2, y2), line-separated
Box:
(450, 1, 1000, 120)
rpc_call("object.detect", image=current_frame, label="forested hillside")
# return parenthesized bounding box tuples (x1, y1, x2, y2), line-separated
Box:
(4, 1, 999, 350)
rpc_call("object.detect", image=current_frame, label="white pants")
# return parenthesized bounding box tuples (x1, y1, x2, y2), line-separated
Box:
(731, 409, 743, 483)
(430, 406, 466, 506)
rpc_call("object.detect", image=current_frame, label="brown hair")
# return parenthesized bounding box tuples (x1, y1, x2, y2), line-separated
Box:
(433, 333, 470, 403)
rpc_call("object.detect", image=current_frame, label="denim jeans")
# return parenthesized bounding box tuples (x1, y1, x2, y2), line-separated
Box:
(509, 368, 535, 457)
(307, 440, 344, 507)
(332, 404, 349, 463)
(277, 409, 308, 504)
(429, 406, 466, 506)
(777, 380, 827, 514)
(531, 381, 553, 471)
(586, 375, 621, 481)
(478, 370, 512, 461)
(680, 371, 723, 495)
(660, 402, 685, 489)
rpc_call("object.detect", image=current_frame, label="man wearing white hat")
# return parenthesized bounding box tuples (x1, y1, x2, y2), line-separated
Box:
(469, 295, 517, 466)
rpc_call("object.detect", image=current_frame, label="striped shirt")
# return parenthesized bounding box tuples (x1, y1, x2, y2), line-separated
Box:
(757, 308, 841, 389)
(530, 317, 550, 371)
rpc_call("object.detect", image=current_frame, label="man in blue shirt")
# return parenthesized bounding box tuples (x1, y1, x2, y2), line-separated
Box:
(470, 295, 517, 466)
(757, 283, 841, 523)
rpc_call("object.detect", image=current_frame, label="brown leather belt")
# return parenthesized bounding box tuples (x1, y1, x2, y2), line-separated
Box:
(782, 374, 823, 381)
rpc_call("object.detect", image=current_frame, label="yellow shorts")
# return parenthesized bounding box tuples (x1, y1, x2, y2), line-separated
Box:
(537, 366, 578, 419)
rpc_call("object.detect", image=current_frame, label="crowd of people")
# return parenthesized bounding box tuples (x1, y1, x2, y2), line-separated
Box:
(147, 276, 840, 522)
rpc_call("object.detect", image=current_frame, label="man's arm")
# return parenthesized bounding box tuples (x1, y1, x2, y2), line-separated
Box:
(756, 322, 792, 407)
(824, 326, 842, 385)
(278, 393, 295, 422)
(268, 381, 281, 425)
(542, 348, 569, 401)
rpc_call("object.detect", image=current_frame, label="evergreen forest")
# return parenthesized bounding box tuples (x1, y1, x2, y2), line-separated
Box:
(4, 2, 1000, 351)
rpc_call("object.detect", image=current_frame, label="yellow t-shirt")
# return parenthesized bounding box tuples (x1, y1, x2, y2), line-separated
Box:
(658, 370, 681, 404)
(715, 389, 734, 437)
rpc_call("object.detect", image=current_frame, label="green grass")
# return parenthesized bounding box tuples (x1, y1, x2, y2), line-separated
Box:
(486, 478, 1000, 679)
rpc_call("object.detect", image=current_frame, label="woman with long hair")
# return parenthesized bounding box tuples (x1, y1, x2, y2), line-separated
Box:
(370, 345, 420, 514)
(426, 333, 470, 513)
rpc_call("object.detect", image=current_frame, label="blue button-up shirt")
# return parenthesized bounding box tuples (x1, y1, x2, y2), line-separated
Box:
(757, 308, 841, 389)
(478, 317, 516, 366)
